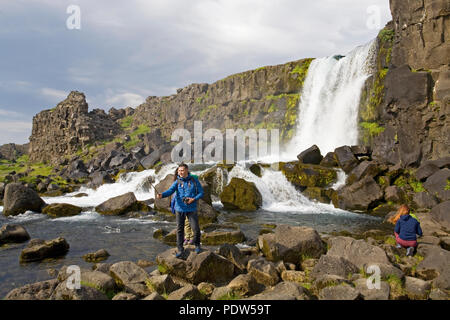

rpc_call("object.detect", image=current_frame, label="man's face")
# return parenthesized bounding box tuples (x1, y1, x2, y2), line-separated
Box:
(177, 166, 188, 178)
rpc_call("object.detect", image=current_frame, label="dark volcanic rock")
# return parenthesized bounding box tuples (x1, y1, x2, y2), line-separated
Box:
(0, 224, 30, 245)
(20, 237, 70, 262)
(334, 146, 359, 174)
(297, 145, 323, 165)
(3, 183, 46, 216)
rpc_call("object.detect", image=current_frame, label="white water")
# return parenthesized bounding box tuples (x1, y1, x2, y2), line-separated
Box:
(281, 40, 376, 159)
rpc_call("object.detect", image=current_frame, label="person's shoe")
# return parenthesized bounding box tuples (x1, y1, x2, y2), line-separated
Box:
(175, 251, 184, 259)
(396, 243, 402, 249)
(406, 247, 414, 256)
(195, 246, 201, 254)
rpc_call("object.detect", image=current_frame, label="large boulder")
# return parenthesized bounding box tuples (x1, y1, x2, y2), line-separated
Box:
(20, 238, 70, 263)
(257, 225, 325, 266)
(5, 279, 59, 300)
(297, 145, 323, 165)
(423, 168, 450, 201)
(333, 176, 384, 211)
(334, 146, 359, 174)
(404, 276, 431, 300)
(415, 163, 440, 182)
(201, 230, 246, 245)
(247, 258, 280, 287)
(220, 177, 262, 211)
(310, 255, 359, 279)
(412, 192, 439, 209)
(353, 278, 390, 300)
(42, 203, 82, 218)
(51, 282, 108, 300)
(156, 249, 235, 285)
(280, 162, 337, 189)
(217, 244, 248, 272)
(346, 161, 381, 185)
(430, 201, 450, 230)
(95, 192, 149, 216)
(326, 237, 390, 269)
(416, 244, 450, 290)
(200, 165, 230, 197)
(3, 183, 46, 216)
(109, 261, 151, 297)
(0, 224, 30, 245)
(227, 274, 261, 297)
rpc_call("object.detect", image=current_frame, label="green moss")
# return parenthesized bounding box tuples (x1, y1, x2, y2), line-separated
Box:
(409, 179, 425, 193)
(359, 122, 385, 144)
(120, 115, 134, 129)
(384, 237, 397, 246)
(379, 28, 394, 42)
(268, 103, 278, 113)
(445, 179, 450, 191)
(199, 104, 218, 117)
(218, 292, 242, 300)
(289, 58, 314, 87)
(80, 281, 116, 300)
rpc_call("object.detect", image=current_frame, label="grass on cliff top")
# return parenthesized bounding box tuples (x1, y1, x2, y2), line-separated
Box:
(0, 154, 55, 183)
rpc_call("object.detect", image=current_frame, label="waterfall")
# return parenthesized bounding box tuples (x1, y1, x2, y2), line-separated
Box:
(281, 40, 376, 159)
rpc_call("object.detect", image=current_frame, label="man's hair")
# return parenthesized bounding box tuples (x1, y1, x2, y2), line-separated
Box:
(173, 163, 189, 181)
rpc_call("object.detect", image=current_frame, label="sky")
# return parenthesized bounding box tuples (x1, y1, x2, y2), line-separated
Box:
(0, 0, 392, 145)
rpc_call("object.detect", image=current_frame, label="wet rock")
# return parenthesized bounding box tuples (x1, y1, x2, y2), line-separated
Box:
(82, 249, 110, 263)
(220, 177, 262, 211)
(3, 183, 46, 216)
(42, 203, 82, 218)
(334, 146, 359, 174)
(320, 152, 338, 168)
(333, 177, 384, 211)
(297, 145, 323, 165)
(20, 237, 69, 263)
(0, 224, 30, 245)
(280, 162, 337, 189)
(95, 192, 149, 216)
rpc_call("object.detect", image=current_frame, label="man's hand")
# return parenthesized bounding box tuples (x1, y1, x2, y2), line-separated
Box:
(186, 197, 195, 204)
(156, 193, 162, 199)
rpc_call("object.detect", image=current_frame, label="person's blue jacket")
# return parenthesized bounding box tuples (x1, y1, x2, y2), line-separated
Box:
(161, 173, 204, 213)
(395, 214, 423, 241)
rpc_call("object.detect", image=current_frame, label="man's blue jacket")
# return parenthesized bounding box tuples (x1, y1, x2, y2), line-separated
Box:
(161, 173, 204, 213)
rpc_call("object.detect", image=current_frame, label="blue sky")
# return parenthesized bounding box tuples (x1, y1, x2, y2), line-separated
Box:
(0, 0, 391, 145)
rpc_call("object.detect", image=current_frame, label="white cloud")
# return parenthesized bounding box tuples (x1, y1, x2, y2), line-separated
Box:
(0, 108, 25, 118)
(105, 92, 145, 108)
(40, 88, 68, 102)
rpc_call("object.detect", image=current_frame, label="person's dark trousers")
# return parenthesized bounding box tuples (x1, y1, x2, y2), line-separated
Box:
(176, 211, 201, 252)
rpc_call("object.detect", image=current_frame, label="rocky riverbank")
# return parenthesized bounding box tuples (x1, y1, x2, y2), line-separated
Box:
(3, 215, 449, 300)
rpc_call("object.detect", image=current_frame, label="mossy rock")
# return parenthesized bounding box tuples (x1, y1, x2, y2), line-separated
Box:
(219, 177, 262, 211)
(280, 161, 337, 188)
(303, 187, 331, 204)
(42, 203, 82, 218)
(201, 230, 246, 245)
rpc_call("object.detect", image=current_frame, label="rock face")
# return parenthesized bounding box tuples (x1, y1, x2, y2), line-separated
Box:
(29, 91, 122, 164)
(0, 143, 29, 161)
(257, 225, 325, 265)
(3, 183, 46, 216)
(220, 177, 262, 211)
(360, 0, 450, 165)
(20, 238, 70, 262)
(333, 176, 384, 211)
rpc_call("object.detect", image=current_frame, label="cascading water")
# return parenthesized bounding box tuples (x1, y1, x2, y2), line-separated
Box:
(281, 40, 376, 159)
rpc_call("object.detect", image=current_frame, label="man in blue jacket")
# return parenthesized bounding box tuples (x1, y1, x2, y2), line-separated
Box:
(156, 163, 204, 258)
